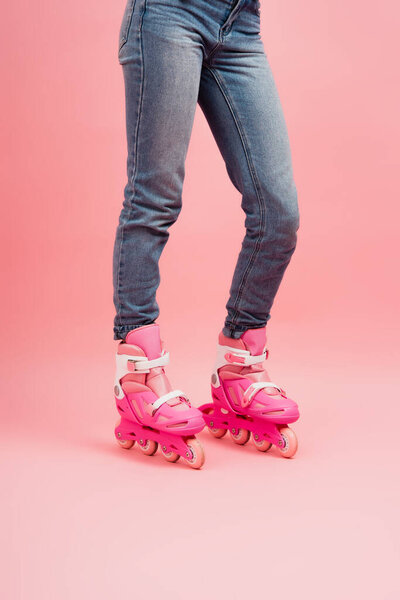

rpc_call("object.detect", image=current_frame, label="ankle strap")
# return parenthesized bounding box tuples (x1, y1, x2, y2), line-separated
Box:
(116, 351, 169, 376)
(224, 349, 268, 366)
(211, 343, 269, 388)
(215, 344, 268, 370)
(114, 351, 170, 399)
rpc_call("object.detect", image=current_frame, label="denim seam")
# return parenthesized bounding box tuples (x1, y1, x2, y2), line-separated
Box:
(205, 41, 221, 64)
(202, 64, 266, 330)
(115, 0, 147, 328)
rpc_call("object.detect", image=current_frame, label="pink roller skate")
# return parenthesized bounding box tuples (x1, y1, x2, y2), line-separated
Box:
(114, 324, 205, 468)
(199, 327, 299, 458)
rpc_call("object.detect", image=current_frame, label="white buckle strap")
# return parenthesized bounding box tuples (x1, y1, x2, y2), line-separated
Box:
(152, 389, 190, 412)
(211, 344, 268, 387)
(213, 344, 267, 371)
(114, 350, 170, 399)
(116, 351, 169, 375)
(242, 381, 283, 407)
(127, 352, 170, 371)
(224, 350, 267, 366)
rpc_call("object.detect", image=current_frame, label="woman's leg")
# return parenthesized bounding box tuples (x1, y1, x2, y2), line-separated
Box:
(197, 1, 299, 338)
(113, 0, 204, 340)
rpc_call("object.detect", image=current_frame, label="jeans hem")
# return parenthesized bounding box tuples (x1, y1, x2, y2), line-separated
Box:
(222, 323, 268, 339)
(113, 321, 156, 340)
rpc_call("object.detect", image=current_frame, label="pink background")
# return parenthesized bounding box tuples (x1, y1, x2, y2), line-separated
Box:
(1, 1, 399, 598)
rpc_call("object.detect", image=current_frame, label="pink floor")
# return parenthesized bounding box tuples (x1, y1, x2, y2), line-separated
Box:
(2, 315, 399, 599)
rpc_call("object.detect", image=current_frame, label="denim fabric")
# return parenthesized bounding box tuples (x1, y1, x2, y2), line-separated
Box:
(113, 0, 299, 340)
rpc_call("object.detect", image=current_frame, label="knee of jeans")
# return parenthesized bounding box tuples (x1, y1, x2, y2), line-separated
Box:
(283, 199, 300, 237)
(151, 201, 183, 231)
(261, 192, 299, 251)
(276, 178, 299, 234)
(253, 172, 299, 235)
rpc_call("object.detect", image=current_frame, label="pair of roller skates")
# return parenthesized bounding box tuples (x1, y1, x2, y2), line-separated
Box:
(114, 324, 299, 469)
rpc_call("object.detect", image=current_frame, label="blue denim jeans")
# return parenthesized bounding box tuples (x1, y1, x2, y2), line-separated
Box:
(113, 0, 299, 340)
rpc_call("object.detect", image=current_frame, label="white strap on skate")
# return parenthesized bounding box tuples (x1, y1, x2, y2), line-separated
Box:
(114, 350, 170, 399)
(116, 350, 169, 375)
(212, 344, 268, 388)
(242, 381, 283, 407)
(151, 389, 190, 412)
(217, 344, 267, 368)
(114, 351, 190, 408)
(227, 351, 267, 366)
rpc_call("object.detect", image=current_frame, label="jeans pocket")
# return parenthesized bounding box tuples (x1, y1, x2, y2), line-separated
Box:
(118, 0, 136, 53)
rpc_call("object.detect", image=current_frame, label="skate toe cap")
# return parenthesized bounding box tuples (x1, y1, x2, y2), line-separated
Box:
(251, 393, 299, 423)
(156, 406, 205, 434)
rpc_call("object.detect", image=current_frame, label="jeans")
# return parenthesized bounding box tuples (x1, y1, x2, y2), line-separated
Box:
(113, 0, 299, 340)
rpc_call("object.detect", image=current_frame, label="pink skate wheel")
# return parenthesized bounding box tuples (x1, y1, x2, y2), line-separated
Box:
(229, 428, 250, 445)
(183, 438, 205, 469)
(209, 426, 227, 438)
(277, 427, 298, 458)
(203, 407, 227, 438)
(138, 439, 158, 456)
(117, 438, 135, 449)
(161, 446, 180, 463)
(251, 433, 272, 453)
(115, 418, 135, 449)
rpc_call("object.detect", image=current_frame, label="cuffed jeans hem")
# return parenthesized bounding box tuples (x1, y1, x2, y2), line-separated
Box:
(113, 321, 156, 340)
(222, 323, 268, 339)
(222, 327, 245, 339)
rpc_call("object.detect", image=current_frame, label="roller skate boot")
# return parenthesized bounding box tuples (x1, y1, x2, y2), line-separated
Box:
(114, 324, 205, 468)
(199, 327, 299, 458)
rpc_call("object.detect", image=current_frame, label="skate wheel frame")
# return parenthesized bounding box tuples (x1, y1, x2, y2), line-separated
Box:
(198, 403, 298, 458)
(115, 418, 205, 468)
(201, 404, 229, 439)
(115, 418, 135, 449)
